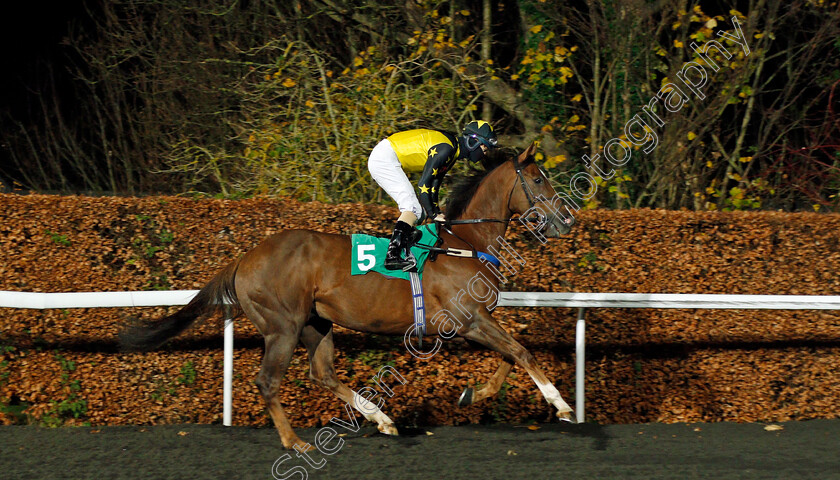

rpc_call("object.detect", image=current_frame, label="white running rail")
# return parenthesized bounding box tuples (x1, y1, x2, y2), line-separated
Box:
(3, 290, 840, 425)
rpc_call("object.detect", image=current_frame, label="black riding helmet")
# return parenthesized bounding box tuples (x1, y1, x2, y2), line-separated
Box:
(461, 120, 498, 163)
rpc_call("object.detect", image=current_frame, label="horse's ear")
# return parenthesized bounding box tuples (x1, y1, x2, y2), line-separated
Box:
(517, 142, 538, 165)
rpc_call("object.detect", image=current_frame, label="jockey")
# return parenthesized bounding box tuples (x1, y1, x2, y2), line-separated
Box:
(368, 120, 498, 271)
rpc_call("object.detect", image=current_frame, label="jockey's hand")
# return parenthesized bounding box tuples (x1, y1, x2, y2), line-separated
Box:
(434, 213, 446, 222)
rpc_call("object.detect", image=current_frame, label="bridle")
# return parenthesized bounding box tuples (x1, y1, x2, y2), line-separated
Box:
(444, 153, 539, 227)
(432, 154, 545, 252)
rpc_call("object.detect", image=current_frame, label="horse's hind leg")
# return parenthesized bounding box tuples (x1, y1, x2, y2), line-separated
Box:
(458, 358, 513, 406)
(256, 331, 311, 450)
(300, 317, 399, 436)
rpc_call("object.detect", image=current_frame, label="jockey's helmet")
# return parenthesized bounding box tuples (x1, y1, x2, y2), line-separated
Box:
(461, 120, 498, 153)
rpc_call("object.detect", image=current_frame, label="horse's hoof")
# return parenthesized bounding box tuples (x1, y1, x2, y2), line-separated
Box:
(457, 387, 474, 407)
(378, 423, 399, 436)
(556, 410, 576, 424)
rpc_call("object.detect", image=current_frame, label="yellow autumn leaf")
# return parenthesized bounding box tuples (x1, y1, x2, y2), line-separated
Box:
(535, 152, 544, 161)
(755, 32, 764, 39)
(569, 114, 580, 123)
(687, 132, 697, 140)
(571, 94, 582, 102)
(674, 39, 684, 48)
(460, 9, 470, 15)
(282, 78, 296, 88)
(530, 25, 543, 34)
(706, 161, 713, 167)
(305, 100, 315, 108)
(571, 46, 578, 52)
(354, 57, 364, 67)
(739, 156, 753, 163)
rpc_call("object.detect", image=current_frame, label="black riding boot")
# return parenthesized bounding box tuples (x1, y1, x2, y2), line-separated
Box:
(384, 221, 417, 271)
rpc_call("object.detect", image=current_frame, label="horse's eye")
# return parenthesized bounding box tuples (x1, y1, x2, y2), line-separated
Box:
(534, 177, 543, 184)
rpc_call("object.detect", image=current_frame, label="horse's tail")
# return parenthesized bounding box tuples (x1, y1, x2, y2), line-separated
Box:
(119, 259, 243, 351)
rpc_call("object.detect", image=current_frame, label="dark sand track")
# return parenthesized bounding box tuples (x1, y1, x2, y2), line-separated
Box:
(2, 420, 839, 479)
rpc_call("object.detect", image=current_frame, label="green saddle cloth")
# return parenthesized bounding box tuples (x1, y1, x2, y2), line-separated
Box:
(350, 224, 439, 281)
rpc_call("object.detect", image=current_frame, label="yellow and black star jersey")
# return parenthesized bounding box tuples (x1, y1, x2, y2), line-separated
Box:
(386, 129, 462, 218)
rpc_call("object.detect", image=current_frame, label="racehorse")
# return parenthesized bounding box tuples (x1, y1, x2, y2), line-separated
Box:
(120, 143, 576, 450)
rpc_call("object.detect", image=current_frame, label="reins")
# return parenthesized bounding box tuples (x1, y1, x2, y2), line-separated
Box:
(414, 153, 539, 264)
(444, 153, 538, 226)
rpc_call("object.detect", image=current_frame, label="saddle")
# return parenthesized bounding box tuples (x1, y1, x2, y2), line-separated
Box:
(350, 224, 439, 281)
(351, 223, 502, 348)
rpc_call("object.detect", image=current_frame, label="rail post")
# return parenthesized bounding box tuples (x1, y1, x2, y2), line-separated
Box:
(575, 307, 586, 424)
(223, 318, 233, 426)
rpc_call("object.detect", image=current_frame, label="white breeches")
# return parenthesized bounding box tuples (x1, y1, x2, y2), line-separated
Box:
(367, 139, 422, 218)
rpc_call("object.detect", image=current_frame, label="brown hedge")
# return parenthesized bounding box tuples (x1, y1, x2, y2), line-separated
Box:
(1, 193, 839, 429)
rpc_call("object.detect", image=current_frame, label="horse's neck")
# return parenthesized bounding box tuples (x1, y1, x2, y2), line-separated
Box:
(450, 166, 513, 251)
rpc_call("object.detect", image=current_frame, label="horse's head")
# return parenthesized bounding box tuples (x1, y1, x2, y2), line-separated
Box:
(506, 143, 576, 237)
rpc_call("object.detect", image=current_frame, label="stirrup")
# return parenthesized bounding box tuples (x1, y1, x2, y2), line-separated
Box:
(401, 250, 417, 272)
(384, 250, 416, 271)
(384, 248, 409, 270)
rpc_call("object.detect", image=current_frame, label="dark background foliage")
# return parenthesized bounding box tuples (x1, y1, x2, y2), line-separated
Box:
(1, 0, 838, 208)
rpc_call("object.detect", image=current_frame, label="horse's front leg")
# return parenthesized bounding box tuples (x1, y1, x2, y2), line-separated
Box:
(459, 315, 574, 422)
(457, 358, 513, 406)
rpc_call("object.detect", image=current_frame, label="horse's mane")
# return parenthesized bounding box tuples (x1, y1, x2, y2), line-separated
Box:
(445, 147, 531, 220)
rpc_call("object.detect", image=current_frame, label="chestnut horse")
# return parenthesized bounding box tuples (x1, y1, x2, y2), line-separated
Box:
(120, 143, 576, 450)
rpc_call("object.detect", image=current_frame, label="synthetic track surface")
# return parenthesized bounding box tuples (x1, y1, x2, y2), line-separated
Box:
(2, 420, 838, 479)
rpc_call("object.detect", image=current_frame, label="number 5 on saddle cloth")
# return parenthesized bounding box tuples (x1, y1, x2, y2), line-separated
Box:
(351, 224, 500, 348)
